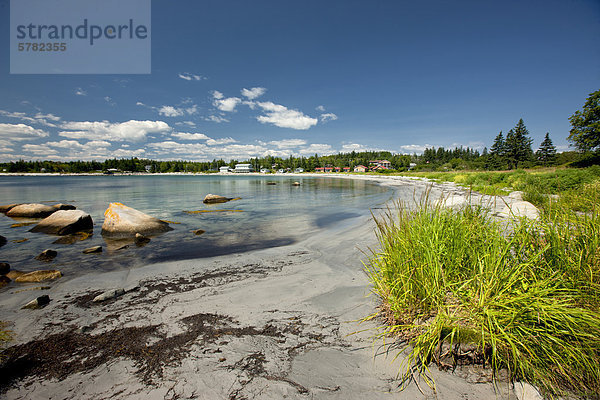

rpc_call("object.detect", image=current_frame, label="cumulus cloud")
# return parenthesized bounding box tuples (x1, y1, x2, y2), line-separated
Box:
(315, 105, 326, 112)
(59, 120, 171, 142)
(171, 132, 210, 141)
(75, 88, 87, 96)
(0, 123, 49, 141)
(22, 144, 59, 155)
(340, 143, 372, 152)
(178, 73, 205, 81)
(175, 121, 197, 127)
(241, 87, 266, 100)
(214, 97, 241, 112)
(398, 144, 432, 154)
(212, 90, 224, 99)
(255, 102, 318, 130)
(320, 113, 338, 123)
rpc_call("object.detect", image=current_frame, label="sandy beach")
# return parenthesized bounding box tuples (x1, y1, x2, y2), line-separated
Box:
(0, 174, 529, 399)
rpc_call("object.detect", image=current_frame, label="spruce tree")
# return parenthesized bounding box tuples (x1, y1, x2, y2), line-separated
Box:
(487, 131, 506, 170)
(505, 119, 534, 169)
(536, 132, 557, 166)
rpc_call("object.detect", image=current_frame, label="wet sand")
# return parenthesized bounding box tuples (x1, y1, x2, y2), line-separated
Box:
(0, 175, 524, 399)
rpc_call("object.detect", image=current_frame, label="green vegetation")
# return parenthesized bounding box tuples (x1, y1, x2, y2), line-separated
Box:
(0, 322, 11, 361)
(568, 89, 600, 152)
(365, 174, 600, 397)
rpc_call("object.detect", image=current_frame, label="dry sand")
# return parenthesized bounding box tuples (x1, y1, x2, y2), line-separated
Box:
(0, 175, 527, 399)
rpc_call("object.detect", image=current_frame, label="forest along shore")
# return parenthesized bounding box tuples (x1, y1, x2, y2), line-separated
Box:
(0, 175, 541, 399)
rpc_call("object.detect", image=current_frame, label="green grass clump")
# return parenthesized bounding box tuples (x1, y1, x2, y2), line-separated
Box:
(366, 196, 600, 397)
(0, 322, 11, 361)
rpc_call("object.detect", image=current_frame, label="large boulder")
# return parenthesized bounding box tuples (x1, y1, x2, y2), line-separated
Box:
(0, 203, 21, 214)
(101, 202, 173, 237)
(29, 210, 93, 235)
(35, 249, 58, 262)
(22, 295, 50, 309)
(6, 203, 57, 218)
(0, 262, 10, 275)
(203, 194, 233, 204)
(14, 270, 62, 283)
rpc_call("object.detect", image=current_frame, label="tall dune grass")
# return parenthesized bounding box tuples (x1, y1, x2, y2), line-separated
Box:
(365, 192, 600, 397)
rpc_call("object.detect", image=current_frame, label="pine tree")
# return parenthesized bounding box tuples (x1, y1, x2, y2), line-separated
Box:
(536, 132, 557, 166)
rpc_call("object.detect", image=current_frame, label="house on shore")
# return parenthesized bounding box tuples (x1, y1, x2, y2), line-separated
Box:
(354, 165, 367, 173)
(369, 160, 391, 170)
(315, 167, 324, 172)
(219, 166, 232, 173)
(343, 167, 350, 172)
(234, 164, 254, 173)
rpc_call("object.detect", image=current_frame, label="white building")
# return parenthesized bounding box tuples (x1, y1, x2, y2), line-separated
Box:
(219, 166, 232, 173)
(234, 164, 254, 173)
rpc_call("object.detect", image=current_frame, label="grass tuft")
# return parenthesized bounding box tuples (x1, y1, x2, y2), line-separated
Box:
(366, 191, 600, 397)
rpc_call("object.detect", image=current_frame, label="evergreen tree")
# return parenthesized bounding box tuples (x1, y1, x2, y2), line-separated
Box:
(536, 132, 557, 166)
(487, 131, 506, 170)
(505, 119, 533, 169)
(568, 89, 600, 152)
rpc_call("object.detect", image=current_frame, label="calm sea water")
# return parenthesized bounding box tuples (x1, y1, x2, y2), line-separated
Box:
(0, 175, 392, 278)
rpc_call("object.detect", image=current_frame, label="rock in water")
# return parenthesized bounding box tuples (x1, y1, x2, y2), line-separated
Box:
(203, 194, 232, 204)
(292, 182, 301, 186)
(52, 203, 76, 210)
(134, 233, 151, 246)
(0, 203, 21, 214)
(6, 203, 57, 218)
(6, 270, 24, 280)
(15, 270, 62, 282)
(101, 202, 173, 237)
(30, 210, 93, 235)
(0, 262, 10, 275)
(92, 288, 125, 302)
(83, 245, 102, 254)
(22, 295, 51, 309)
(193, 229, 205, 235)
(35, 249, 58, 262)
(0, 235, 6, 247)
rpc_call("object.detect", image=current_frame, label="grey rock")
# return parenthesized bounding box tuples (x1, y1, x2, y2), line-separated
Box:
(30, 209, 93, 235)
(35, 249, 58, 262)
(21, 295, 51, 309)
(0, 203, 21, 214)
(0, 235, 5, 247)
(134, 232, 151, 246)
(508, 191, 524, 201)
(82, 245, 102, 254)
(101, 203, 173, 237)
(203, 194, 232, 204)
(514, 381, 543, 400)
(92, 288, 126, 302)
(6, 203, 57, 218)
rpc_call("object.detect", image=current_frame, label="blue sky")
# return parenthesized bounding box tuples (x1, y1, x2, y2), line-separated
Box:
(0, 0, 599, 162)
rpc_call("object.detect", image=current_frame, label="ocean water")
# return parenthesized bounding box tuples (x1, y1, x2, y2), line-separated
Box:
(0, 175, 392, 278)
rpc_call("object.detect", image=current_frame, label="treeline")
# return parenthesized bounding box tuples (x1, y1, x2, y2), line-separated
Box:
(0, 118, 593, 174)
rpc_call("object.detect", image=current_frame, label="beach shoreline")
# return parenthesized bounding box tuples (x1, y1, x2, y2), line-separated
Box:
(0, 174, 523, 399)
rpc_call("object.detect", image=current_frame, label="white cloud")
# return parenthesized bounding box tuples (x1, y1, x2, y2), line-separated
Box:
(178, 73, 205, 81)
(113, 148, 145, 157)
(212, 90, 224, 99)
(214, 97, 241, 112)
(316, 105, 325, 112)
(256, 102, 318, 130)
(75, 88, 87, 96)
(298, 143, 333, 155)
(206, 137, 237, 145)
(0, 123, 49, 141)
(399, 144, 432, 154)
(171, 132, 210, 141)
(268, 139, 307, 149)
(104, 96, 116, 106)
(175, 121, 197, 127)
(241, 87, 267, 100)
(22, 144, 58, 155)
(320, 113, 338, 123)
(59, 120, 171, 142)
(340, 143, 372, 152)
(158, 106, 184, 117)
(0, 110, 60, 127)
(204, 115, 229, 123)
